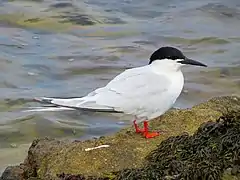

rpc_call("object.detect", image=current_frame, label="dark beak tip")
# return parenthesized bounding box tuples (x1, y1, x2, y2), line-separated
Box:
(184, 58, 207, 67)
(199, 62, 208, 67)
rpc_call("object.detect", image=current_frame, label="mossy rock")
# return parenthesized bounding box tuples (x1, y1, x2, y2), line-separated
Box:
(116, 109, 240, 180)
(1, 96, 240, 180)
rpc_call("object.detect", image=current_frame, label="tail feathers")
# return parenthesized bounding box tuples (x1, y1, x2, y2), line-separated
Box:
(23, 106, 75, 112)
(34, 97, 53, 103)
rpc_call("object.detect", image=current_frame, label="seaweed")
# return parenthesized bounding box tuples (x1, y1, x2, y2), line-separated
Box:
(57, 173, 109, 180)
(117, 110, 240, 180)
(58, 110, 240, 180)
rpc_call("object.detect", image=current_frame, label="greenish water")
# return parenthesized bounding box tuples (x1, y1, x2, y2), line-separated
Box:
(0, 0, 240, 173)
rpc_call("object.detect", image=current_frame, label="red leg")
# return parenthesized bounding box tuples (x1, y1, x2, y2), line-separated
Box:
(143, 121, 148, 133)
(143, 120, 160, 139)
(133, 120, 144, 133)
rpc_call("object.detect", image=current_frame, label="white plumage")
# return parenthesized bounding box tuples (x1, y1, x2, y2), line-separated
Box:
(27, 46, 207, 138)
(35, 60, 184, 121)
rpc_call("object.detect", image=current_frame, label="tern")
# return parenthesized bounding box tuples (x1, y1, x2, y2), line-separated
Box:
(32, 46, 207, 138)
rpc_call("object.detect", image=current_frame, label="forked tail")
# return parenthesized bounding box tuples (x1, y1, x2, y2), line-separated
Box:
(23, 97, 119, 113)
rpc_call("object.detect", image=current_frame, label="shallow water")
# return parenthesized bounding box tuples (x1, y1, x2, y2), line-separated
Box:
(0, 0, 240, 173)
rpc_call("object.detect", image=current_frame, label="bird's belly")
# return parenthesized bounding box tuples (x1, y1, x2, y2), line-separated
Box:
(134, 74, 184, 120)
(147, 90, 180, 119)
(136, 91, 179, 120)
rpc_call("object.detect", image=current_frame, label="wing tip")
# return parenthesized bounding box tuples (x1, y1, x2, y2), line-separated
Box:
(34, 97, 53, 103)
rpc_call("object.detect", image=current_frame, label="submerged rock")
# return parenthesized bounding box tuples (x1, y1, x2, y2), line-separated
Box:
(1, 96, 240, 180)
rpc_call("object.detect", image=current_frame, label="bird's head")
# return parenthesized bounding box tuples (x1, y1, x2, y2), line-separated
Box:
(149, 46, 207, 68)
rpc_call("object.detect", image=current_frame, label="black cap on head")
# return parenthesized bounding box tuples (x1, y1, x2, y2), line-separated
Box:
(149, 46, 207, 67)
(149, 47, 185, 64)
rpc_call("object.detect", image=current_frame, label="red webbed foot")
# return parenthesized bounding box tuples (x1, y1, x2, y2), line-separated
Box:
(143, 120, 160, 138)
(143, 131, 160, 138)
(133, 120, 160, 138)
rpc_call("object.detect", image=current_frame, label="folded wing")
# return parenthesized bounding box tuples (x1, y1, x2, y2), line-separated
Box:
(35, 66, 171, 117)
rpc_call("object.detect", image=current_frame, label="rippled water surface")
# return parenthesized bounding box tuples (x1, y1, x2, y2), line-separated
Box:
(0, 0, 240, 172)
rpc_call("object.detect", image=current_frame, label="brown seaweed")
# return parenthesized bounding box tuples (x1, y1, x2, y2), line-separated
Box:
(58, 110, 240, 180)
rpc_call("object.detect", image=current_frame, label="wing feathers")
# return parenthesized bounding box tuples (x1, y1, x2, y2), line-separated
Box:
(29, 65, 171, 117)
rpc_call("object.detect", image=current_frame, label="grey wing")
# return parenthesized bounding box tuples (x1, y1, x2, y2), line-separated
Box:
(91, 66, 172, 117)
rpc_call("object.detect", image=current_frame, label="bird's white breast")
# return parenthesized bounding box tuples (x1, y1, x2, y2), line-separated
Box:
(137, 60, 184, 120)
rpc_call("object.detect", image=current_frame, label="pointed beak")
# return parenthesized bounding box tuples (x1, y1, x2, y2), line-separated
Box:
(180, 57, 207, 67)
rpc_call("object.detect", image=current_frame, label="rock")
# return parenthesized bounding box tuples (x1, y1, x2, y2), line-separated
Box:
(0, 165, 25, 180)
(116, 109, 240, 179)
(1, 96, 240, 180)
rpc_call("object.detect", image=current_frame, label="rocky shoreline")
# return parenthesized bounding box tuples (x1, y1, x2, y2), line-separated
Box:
(1, 96, 240, 180)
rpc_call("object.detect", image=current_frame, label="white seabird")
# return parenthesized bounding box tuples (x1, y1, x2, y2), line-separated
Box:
(31, 46, 207, 138)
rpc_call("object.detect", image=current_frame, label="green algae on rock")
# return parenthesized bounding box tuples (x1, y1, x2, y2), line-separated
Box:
(0, 14, 73, 32)
(116, 110, 240, 180)
(0, 9, 126, 32)
(1, 96, 240, 180)
(55, 109, 240, 180)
